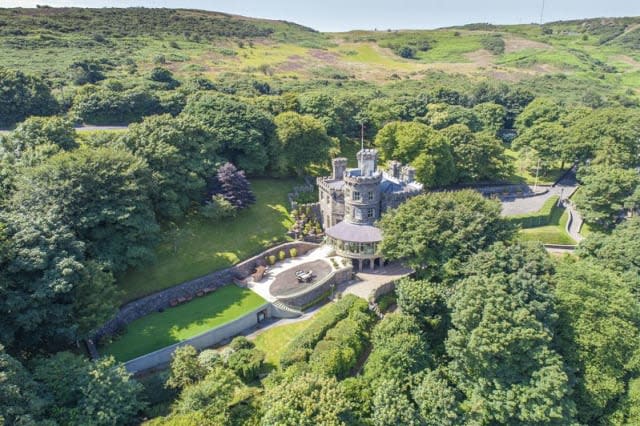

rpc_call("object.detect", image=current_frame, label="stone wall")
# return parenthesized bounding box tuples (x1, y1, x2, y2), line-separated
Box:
(94, 241, 319, 342)
(123, 303, 270, 373)
(277, 265, 352, 310)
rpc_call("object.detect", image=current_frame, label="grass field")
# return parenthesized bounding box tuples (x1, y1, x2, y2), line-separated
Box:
(103, 285, 267, 362)
(252, 320, 312, 368)
(119, 178, 297, 302)
(519, 205, 575, 245)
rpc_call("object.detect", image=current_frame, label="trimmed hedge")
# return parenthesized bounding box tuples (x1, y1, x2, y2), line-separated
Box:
(508, 196, 560, 229)
(279, 295, 366, 368)
(308, 309, 374, 379)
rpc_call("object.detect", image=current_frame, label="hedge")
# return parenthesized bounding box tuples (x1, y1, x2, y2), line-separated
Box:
(279, 295, 366, 368)
(308, 309, 374, 378)
(508, 195, 560, 229)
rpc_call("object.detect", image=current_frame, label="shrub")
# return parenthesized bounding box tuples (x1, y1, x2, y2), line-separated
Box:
(278, 250, 286, 261)
(225, 348, 265, 382)
(230, 336, 254, 351)
(289, 248, 298, 258)
(481, 35, 505, 55)
(280, 295, 368, 367)
(200, 195, 237, 221)
(268, 255, 276, 265)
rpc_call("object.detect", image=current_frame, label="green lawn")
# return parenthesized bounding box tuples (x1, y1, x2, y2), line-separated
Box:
(519, 206, 576, 245)
(252, 320, 312, 368)
(103, 285, 267, 362)
(119, 179, 297, 302)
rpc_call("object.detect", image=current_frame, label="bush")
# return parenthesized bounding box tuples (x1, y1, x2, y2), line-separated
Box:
(278, 250, 286, 261)
(289, 248, 298, 258)
(280, 295, 368, 367)
(508, 195, 559, 228)
(230, 336, 254, 351)
(225, 348, 265, 382)
(268, 255, 277, 265)
(481, 35, 505, 55)
(200, 195, 237, 221)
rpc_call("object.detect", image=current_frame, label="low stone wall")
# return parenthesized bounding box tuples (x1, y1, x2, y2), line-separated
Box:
(94, 241, 320, 342)
(123, 303, 270, 373)
(369, 280, 397, 302)
(277, 265, 352, 310)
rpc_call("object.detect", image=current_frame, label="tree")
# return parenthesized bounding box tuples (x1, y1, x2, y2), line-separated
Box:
(567, 107, 640, 167)
(379, 190, 513, 281)
(261, 372, 353, 426)
(10, 146, 159, 272)
(573, 165, 640, 228)
(122, 114, 217, 219)
(181, 93, 277, 175)
(413, 367, 464, 426)
(577, 217, 640, 295)
(472, 102, 506, 135)
(422, 103, 482, 132)
(440, 124, 509, 182)
(32, 352, 144, 425)
(0, 343, 49, 425)
(447, 245, 576, 424)
(206, 162, 256, 210)
(515, 97, 562, 130)
(274, 111, 335, 175)
(512, 122, 569, 171)
(8, 116, 78, 158)
(371, 378, 420, 426)
(554, 260, 640, 424)
(374, 121, 455, 188)
(395, 278, 448, 344)
(166, 346, 207, 390)
(0, 67, 58, 127)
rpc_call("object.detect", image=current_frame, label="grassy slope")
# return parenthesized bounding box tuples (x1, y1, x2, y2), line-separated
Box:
(519, 204, 576, 245)
(252, 320, 311, 368)
(119, 178, 296, 302)
(2, 8, 640, 98)
(103, 285, 266, 362)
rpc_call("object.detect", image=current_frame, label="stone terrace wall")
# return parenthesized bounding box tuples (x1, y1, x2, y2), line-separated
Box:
(277, 265, 352, 310)
(94, 241, 319, 342)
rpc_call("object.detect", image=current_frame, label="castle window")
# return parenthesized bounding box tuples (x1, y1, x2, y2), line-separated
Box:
(353, 191, 361, 201)
(367, 208, 375, 218)
(368, 191, 374, 200)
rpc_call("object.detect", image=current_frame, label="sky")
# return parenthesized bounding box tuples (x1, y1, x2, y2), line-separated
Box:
(3, 0, 640, 32)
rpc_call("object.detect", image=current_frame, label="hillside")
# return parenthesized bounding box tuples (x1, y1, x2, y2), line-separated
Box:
(1, 7, 639, 103)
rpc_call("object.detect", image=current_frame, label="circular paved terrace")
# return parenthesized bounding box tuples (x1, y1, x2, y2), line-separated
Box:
(269, 259, 332, 298)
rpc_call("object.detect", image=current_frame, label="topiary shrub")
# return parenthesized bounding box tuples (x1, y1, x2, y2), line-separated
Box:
(268, 255, 276, 265)
(278, 250, 286, 261)
(289, 248, 298, 258)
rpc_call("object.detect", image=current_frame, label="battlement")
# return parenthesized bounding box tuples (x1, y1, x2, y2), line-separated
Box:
(356, 149, 378, 177)
(343, 172, 383, 186)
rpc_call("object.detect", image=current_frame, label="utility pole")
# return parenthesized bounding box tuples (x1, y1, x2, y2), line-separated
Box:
(360, 122, 365, 151)
(533, 158, 541, 192)
(540, 0, 546, 25)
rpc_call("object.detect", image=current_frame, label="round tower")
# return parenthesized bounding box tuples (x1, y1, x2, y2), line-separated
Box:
(344, 149, 382, 225)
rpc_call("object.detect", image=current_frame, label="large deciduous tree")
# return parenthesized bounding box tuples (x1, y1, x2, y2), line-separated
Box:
(554, 260, 640, 424)
(206, 162, 256, 210)
(181, 93, 277, 175)
(274, 111, 335, 175)
(0, 67, 58, 128)
(379, 190, 513, 280)
(121, 114, 217, 219)
(446, 243, 576, 424)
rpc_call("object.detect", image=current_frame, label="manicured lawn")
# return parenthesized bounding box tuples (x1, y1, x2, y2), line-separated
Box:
(103, 285, 267, 362)
(119, 179, 297, 302)
(252, 320, 311, 368)
(519, 207, 576, 245)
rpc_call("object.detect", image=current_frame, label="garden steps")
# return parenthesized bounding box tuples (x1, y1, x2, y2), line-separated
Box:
(271, 300, 303, 318)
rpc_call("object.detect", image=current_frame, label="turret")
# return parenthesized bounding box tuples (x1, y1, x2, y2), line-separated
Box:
(400, 165, 416, 183)
(357, 149, 378, 177)
(331, 157, 348, 180)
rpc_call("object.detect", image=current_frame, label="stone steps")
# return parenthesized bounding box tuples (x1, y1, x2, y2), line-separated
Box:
(271, 300, 303, 318)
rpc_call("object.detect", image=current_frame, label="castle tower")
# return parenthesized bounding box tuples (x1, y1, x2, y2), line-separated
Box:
(344, 149, 382, 225)
(331, 157, 348, 180)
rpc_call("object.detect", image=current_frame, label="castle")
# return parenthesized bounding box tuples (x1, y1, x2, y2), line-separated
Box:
(317, 149, 423, 270)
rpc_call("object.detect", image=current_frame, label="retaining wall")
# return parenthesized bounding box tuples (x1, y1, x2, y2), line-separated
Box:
(123, 303, 270, 373)
(277, 266, 352, 310)
(94, 241, 319, 342)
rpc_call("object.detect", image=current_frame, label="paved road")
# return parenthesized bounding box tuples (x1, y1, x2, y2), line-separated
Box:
(0, 125, 129, 135)
(500, 169, 579, 216)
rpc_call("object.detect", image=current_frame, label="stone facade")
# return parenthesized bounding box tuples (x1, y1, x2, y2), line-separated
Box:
(317, 150, 422, 230)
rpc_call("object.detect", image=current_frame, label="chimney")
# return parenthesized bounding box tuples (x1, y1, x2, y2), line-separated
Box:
(357, 149, 378, 177)
(401, 165, 416, 183)
(331, 157, 348, 180)
(388, 160, 401, 179)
